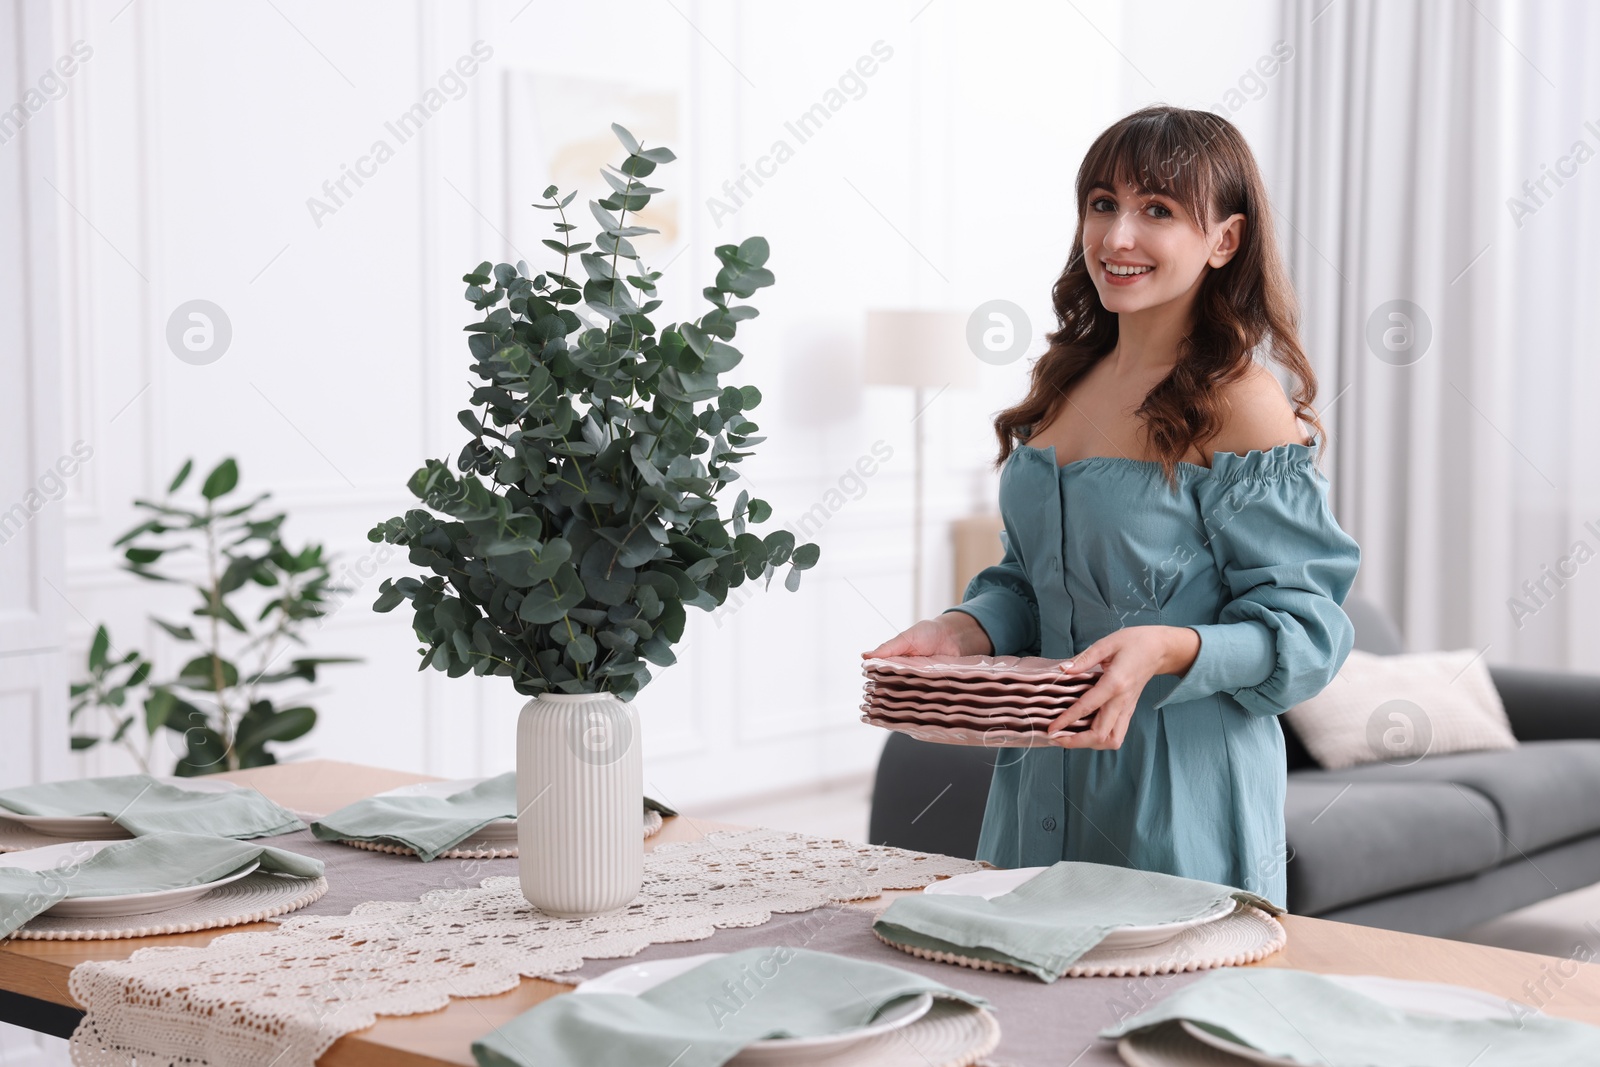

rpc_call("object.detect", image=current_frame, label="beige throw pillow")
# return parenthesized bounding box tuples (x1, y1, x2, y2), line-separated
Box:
(1283, 648, 1519, 770)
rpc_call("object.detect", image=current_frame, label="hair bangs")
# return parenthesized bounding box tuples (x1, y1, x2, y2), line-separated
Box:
(1078, 111, 1219, 230)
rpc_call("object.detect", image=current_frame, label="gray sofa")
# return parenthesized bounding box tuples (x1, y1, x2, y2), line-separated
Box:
(868, 595, 1600, 939)
(1284, 597, 1600, 936)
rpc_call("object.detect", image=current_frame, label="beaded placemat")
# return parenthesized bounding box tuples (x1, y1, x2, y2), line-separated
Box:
(871, 904, 1287, 979)
(11, 871, 328, 940)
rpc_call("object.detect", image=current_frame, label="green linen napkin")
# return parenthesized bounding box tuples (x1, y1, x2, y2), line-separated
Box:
(1100, 968, 1600, 1066)
(310, 773, 515, 861)
(471, 946, 993, 1067)
(310, 773, 678, 862)
(0, 831, 324, 938)
(0, 774, 305, 839)
(872, 860, 1281, 982)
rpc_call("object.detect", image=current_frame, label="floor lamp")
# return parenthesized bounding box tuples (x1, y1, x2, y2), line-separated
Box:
(864, 309, 978, 623)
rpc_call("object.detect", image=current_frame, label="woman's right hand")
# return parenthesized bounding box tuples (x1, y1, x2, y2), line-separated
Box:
(862, 610, 995, 659)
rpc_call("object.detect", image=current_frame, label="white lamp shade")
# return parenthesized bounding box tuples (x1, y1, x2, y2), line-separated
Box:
(863, 309, 979, 389)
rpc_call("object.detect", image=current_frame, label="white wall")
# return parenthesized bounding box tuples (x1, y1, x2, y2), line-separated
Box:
(1, 0, 70, 792)
(1, 2, 73, 1061)
(38, 0, 1287, 810)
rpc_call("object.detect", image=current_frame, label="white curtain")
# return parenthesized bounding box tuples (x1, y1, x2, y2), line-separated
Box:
(1272, 0, 1600, 671)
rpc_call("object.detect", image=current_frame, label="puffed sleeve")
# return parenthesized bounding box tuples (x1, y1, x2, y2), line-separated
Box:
(1153, 440, 1361, 716)
(941, 526, 1041, 656)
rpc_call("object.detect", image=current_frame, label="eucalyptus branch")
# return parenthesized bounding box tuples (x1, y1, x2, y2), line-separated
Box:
(368, 122, 820, 702)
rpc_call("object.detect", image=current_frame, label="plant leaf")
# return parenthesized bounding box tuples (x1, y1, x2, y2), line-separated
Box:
(610, 123, 640, 154)
(88, 625, 110, 671)
(200, 458, 239, 500)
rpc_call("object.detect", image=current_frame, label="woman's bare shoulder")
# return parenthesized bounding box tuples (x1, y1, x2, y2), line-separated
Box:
(1204, 365, 1307, 458)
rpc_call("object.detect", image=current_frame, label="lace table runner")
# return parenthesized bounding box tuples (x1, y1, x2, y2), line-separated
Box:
(67, 827, 987, 1067)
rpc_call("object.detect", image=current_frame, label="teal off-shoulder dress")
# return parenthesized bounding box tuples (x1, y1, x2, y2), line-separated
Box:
(945, 432, 1361, 908)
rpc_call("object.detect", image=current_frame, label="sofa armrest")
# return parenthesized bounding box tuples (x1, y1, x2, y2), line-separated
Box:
(1489, 665, 1600, 741)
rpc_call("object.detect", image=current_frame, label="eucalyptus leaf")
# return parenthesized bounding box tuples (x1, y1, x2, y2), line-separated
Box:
(610, 123, 640, 154)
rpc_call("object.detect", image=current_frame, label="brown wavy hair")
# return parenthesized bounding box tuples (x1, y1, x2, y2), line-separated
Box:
(993, 105, 1325, 494)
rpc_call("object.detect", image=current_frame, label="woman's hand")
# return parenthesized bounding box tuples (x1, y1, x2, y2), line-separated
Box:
(1046, 625, 1200, 749)
(863, 610, 994, 659)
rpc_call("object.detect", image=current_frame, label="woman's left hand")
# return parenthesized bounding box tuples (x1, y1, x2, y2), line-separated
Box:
(1045, 625, 1196, 749)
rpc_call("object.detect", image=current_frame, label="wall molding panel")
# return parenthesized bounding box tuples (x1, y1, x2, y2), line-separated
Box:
(36, 0, 1161, 812)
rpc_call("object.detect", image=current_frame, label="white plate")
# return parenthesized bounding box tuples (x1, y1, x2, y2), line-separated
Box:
(1179, 975, 1534, 1065)
(375, 778, 517, 842)
(575, 952, 934, 1062)
(0, 839, 260, 918)
(0, 776, 245, 838)
(922, 867, 1238, 950)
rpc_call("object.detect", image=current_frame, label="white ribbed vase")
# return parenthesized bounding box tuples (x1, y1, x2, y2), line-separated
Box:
(515, 691, 643, 917)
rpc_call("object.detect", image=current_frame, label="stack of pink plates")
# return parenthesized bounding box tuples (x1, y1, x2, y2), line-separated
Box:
(860, 655, 1103, 747)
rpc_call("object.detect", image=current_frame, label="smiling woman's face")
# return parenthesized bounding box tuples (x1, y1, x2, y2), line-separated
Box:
(1081, 178, 1243, 315)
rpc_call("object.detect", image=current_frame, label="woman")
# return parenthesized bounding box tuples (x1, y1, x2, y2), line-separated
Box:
(864, 106, 1361, 909)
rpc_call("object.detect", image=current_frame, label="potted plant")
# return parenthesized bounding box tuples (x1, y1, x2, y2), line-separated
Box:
(73, 457, 357, 774)
(369, 124, 819, 916)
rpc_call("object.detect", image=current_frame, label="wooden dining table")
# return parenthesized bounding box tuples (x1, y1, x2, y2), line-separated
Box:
(4, 758, 1600, 1066)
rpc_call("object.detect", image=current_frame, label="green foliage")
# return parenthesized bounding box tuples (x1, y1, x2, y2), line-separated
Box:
(69, 625, 157, 769)
(69, 458, 360, 774)
(369, 123, 819, 702)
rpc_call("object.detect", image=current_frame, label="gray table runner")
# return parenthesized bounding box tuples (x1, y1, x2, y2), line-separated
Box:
(561, 902, 1200, 1067)
(258, 827, 522, 917)
(255, 828, 1181, 1064)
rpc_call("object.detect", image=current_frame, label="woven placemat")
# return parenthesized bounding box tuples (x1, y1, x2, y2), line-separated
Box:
(332, 806, 666, 859)
(11, 871, 328, 941)
(873, 904, 1286, 978)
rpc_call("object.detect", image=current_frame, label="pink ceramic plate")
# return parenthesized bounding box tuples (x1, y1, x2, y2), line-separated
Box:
(864, 687, 1088, 713)
(863, 655, 1104, 682)
(862, 684, 1094, 705)
(863, 677, 1095, 699)
(861, 715, 1072, 747)
(865, 693, 1077, 716)
(864, 697, 1094, 720)
(862, 705, 1090, 730)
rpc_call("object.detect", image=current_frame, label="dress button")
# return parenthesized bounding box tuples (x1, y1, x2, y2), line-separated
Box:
(1041, 816, 1057, 832)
